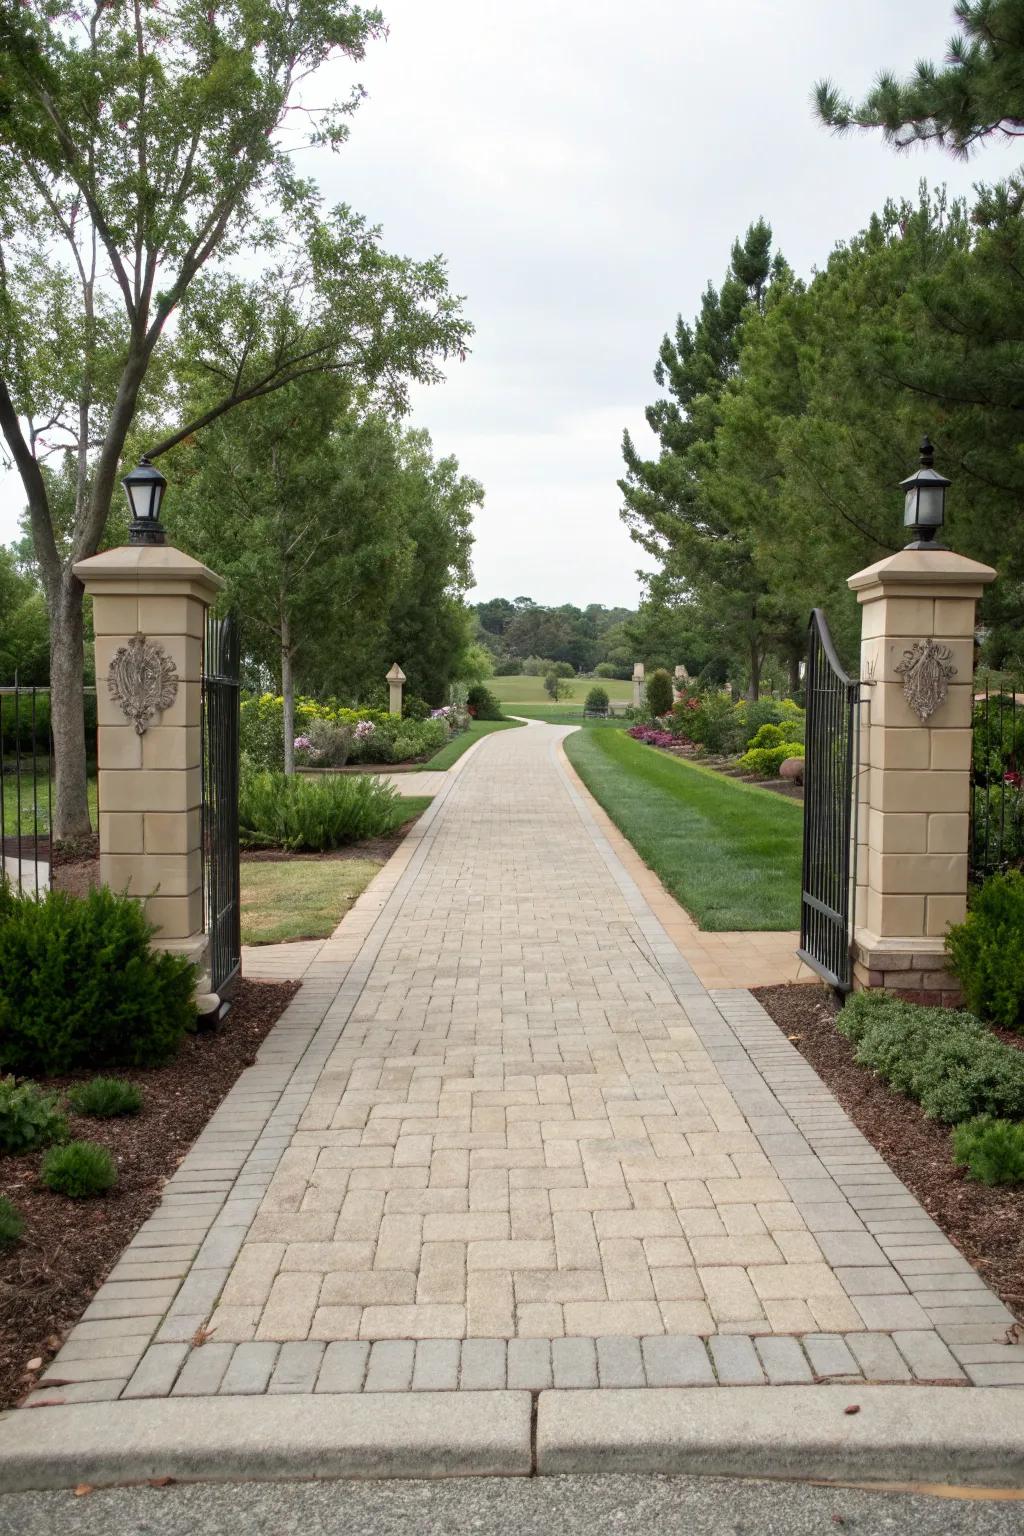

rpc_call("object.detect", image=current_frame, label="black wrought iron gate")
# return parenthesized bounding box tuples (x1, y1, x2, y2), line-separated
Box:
(797, 609, 860, 991)
(202, 615, 241, 997)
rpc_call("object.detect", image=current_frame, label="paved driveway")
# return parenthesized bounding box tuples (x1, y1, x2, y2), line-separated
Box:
(3, 721, 1022, 1490)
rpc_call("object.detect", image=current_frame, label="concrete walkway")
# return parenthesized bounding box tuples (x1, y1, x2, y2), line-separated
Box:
(3, 721, 1023, 1490)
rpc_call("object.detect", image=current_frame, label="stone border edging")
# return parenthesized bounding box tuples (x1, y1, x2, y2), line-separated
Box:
(1, 1386, 1023, 1492)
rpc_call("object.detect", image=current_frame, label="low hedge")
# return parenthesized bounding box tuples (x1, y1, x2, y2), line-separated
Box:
(838, 990, 1024, 1125)
(239, 769, 409, 851)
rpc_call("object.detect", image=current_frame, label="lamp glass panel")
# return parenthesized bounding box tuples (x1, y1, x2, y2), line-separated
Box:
(915, 484, 945, 526)
(903, 488, 919, 526)
(126, 481, 153, 520)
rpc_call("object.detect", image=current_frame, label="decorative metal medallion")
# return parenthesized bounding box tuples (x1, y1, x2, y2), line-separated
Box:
(108, 632, 179, 735)
(894, 638, 957, 722)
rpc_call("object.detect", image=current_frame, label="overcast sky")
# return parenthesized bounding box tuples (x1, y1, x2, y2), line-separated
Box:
(2, 0, 1022, 607)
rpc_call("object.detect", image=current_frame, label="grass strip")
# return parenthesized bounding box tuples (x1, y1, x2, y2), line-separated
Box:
(419, 717, 524, 771)
(563, 729, 802, 931)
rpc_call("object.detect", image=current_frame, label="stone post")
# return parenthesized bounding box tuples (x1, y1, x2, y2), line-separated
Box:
(673, 664, 689, 700)
(848, 547, 995, 1002)
(386, 663, 406, 716)
(73, 544, 224, 986)
(632, 662, 644, 710)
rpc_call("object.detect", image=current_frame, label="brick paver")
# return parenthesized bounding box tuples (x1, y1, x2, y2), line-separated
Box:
(29, 723, 1023, 1406)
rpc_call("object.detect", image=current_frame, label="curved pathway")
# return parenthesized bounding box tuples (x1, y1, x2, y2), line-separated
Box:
(4, 722, 1023, 1488)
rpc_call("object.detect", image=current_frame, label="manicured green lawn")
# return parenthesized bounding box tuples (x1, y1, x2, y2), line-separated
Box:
(241, 856, 385, 944)
(563, 729, 802, 931)
(419, 717, 524, 770)
(1, 774, 98, 836)
(508, 706, 627, 726)
(490, 674, 633, 707)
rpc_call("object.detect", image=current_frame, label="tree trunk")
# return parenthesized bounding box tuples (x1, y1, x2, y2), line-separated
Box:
(49, 576, 93, 843)
(281, 614, 295, 776)
(748, 639, 761, 702)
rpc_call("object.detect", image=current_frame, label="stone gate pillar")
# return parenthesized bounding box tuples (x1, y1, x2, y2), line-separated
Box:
(73, 545, 224, 985)
(632, 662, 645, 710)
(386, 663, 406, 716)
(848, 548, 995, 1002)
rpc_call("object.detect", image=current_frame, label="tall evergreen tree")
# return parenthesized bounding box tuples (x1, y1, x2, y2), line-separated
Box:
(619, 220, 794, 695)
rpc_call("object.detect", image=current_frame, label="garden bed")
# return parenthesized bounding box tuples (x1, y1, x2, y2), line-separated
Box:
(752, 983, 1024, 1324)
(0, 977, 299, 1410)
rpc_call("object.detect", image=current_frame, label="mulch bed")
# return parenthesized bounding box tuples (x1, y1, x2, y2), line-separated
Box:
(752, 983, 1024, 1324)
(0, 977, 299, 1410)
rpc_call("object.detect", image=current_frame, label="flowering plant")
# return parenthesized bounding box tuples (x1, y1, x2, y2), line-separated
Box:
(293, 734, 323, 762)
(354, 720, 376, 740)
(628, 725, 677, 748)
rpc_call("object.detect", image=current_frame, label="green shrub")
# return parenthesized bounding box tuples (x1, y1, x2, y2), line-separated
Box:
(686, 691, 746, 755)
(0, 1197, 25, 1247)
(68, 1077, 142, 1119)
(953, 1117, 1024, 1186)
(402, 694, 432, 721)
(737, 741, 805, 778)
(239, 769, 407, 851)
(971, 694, 1024, 785)
(40, 1141, 117, 1197)
(0, 1076, 67, 1152)
(594, 662, 618, 679)
(543, 672, 573, 701)
(946, 871, 1024, 1030)
(241, 694, 395, 771)
(838, 991, 1024, 1123)
(971, 784, 1024, 874)
(738, 699, 783, 737)
(584, 686, 610, 714)
(389, 720, 448, 761)
(0, 887, 195, 1077)
(748, 722, 784, 748)
(294, 718, 354, 768)
(466, 685, 503, 721)
(492, 658, 522, 676)
(645, 668, 674, 717)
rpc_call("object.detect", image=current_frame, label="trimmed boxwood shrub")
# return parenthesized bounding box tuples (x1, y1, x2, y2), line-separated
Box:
(584, 686, 610, 715)
(838, 990, 1024, 1124)
(946, 871, 1024, 1030)
(0, 885, 196, 1076)
(737, 741, 805, 778)
(41, 1140, 117, 1197)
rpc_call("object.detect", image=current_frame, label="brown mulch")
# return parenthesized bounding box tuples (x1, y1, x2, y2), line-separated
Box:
(0, 977, 299, 1410)
(752, 983, 1024, 1324)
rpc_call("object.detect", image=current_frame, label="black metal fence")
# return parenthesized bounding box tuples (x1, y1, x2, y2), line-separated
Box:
(202, 615, 241, 996)
(797, 609, 860, 991)
(970, 683, 1024, 881)
(0, 685, 98, 895)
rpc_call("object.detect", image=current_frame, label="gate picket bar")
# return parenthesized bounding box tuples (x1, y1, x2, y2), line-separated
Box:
(797, 609, 861, 992)
(202, 614, 241, 999)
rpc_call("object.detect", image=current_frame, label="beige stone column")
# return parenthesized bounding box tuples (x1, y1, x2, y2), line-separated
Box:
(632, 662, 645, 710)
(848, 548, 995, 1002)
(73, 545, 224, 979)
(386, 663, 406, 716)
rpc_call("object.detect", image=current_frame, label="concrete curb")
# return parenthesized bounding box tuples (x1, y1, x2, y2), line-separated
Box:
(0, 1392, 532, 1492)
(537, 1385, 1024, 1486)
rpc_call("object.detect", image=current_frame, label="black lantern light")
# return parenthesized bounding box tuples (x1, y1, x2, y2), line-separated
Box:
(122, 458, 167, 546)
(900, 435, 950, 550)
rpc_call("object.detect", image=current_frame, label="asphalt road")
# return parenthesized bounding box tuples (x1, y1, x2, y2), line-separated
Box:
(0, 1474, 1021, 1536)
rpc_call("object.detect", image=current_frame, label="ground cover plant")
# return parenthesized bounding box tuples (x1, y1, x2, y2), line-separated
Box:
(40, 1141, 117, 1198)
(67, 1078, 143, 1119)
(0, 885, 196, 1075)
(0, 977, 299, 1409)
(239, 770, 412, 851)
(0, 1198, 23, 1248)
(0, 1078, 67, 1153)
(838, 991, 1024, 1126)
(953, 1118, 1024, 1188)
(564, 727, 802, 929)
